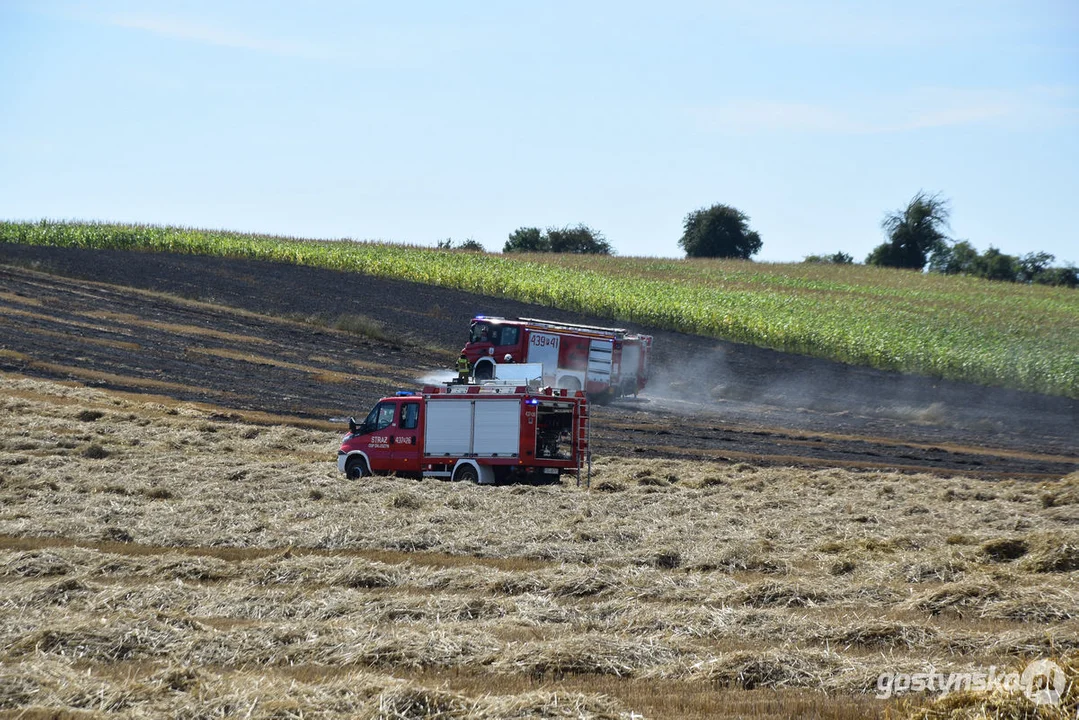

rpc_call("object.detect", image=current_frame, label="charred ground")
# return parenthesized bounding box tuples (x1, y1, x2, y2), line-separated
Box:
(0, 243, 1076, 479)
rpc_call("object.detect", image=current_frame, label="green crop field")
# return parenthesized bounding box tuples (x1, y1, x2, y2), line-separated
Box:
(2, 220, 1077, 398)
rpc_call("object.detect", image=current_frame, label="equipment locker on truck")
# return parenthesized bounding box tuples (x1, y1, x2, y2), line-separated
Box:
(338, 380, 590, 485)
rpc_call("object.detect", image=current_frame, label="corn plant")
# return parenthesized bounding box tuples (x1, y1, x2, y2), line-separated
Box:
(2, 220, 1075, 398)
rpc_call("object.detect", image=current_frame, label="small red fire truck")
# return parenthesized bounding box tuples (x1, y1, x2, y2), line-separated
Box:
(337, 382, 590, 485)
(461, 316, 652, 398)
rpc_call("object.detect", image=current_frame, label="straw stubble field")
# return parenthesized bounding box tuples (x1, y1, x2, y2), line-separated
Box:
(2, 375, 1077, 718)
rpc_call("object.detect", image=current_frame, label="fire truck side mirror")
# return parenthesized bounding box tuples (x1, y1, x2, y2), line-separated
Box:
(348, 417, 358, 434)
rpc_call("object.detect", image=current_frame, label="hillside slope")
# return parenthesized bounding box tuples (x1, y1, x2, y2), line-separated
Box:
(1, 243, 1076, 477)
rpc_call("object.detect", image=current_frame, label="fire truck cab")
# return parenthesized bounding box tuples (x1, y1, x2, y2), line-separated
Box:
(462, 316, 652, 399)
(338, 382, 590, 485)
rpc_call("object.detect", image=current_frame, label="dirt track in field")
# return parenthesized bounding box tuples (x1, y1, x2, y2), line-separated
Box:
(1, 243, 1076, 479)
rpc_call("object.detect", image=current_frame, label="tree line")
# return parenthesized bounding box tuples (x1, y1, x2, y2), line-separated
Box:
(859, 192, 1076, 288)
(438, 194, 1075, 288)
(496, 206, 760, 260)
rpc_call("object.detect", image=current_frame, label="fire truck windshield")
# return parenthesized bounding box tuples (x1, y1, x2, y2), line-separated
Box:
(469, 322, 496, 344)
(360, 402, 395, 434)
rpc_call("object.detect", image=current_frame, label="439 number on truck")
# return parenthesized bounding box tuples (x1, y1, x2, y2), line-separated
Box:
(462, 316, 651, 400)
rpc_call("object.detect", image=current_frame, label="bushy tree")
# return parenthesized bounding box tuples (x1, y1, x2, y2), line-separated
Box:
(504, 227, 548, 253)
(804, 251, 854, 264)
(973, 246, 1018, 282)
(679, 204, 762, 259)
(1017, 252, 1055, 283)
(458, 238, 485, 252)
(504, 225, 612, 255)
(867, 191, 951, 270)
(546, 224, 612, 254)
(928, 239, 979, 275)
(437, 237, 485, 252)
(929, 242, 1075, 287)
(1037, 265, 1079, 288)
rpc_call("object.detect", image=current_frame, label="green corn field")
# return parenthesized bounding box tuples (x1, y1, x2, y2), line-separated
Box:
(2, 220, 1076, 398)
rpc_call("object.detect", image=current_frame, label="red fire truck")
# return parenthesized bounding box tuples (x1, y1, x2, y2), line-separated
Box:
(461, 316, 652, 398)
(337, 382, 590, 485)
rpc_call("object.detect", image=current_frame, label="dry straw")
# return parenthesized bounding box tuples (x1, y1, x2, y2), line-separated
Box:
(1, 374, 1077, 719)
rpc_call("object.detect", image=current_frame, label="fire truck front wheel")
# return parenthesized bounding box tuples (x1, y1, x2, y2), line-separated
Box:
(473, 362, 493, 381)
(344, 455, 369, 480)
(452, 464, 479, 484)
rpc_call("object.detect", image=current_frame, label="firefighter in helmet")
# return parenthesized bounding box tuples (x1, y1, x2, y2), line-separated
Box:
(456, 354, 471, 384)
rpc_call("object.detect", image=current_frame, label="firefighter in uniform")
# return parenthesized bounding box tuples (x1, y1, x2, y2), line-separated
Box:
(456, 354, 471, 384)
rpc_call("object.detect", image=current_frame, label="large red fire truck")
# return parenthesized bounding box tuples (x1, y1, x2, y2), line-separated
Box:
(461, 316, 652, 398)
(337, 382, 590, 485)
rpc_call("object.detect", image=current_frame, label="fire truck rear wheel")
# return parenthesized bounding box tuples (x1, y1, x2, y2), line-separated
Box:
(453, 464, 479, 484)
(344, 456, 369, 480)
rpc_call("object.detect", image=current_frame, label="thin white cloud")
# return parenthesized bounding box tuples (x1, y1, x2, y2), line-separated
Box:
(102, 11, 479, 69)
(691, 86, 1078, 135)
(108, 12, 337, 60)
(713, 0, 1058, 50)
(691, 101, 868, 134)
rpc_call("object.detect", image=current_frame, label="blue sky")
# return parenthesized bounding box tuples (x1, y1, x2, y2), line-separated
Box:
(2, 1, 1076, 263)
